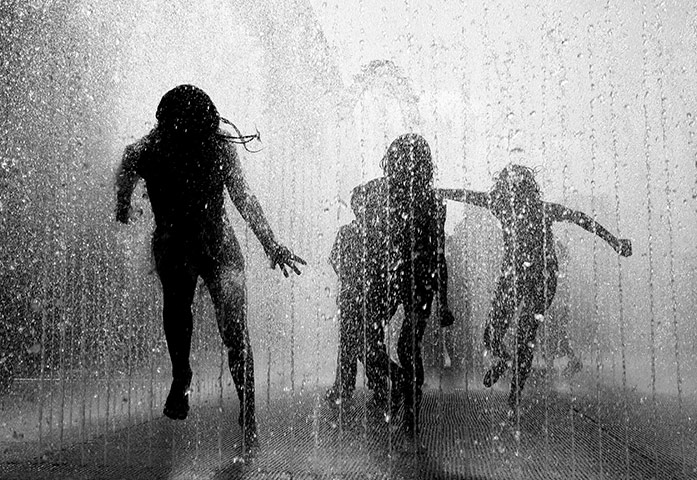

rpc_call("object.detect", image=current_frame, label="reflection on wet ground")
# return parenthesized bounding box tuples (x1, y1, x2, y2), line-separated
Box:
(2, 368, 695, 479)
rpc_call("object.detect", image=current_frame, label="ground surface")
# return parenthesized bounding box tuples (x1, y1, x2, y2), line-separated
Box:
(1, 368, 695, 479)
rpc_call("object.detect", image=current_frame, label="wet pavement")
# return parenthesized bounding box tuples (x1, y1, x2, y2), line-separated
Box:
(1, 368, 696, 479)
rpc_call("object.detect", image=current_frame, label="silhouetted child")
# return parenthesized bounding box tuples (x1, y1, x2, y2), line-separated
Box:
(115, 85, 305, 451)
(325, 178, 392, 405)
(381, 134, 453, 436)
(439, 164, 632, 411)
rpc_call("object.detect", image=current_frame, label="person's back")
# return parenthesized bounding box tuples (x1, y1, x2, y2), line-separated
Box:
(115, 85, 305, 452)
(388, 184, 441, 313)
(380, 133, 446, 437)
(125, 129, 243, 262)
(118, 85, 230, 244)
(487, 165, 557, 283)
(126, 133, 215, 226)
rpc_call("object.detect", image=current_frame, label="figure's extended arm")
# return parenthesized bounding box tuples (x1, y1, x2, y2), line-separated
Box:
(114, 144, 141, 224)
(437, 188, 491, 209)
(545, 202, 632, 256)
(225, 143, 275, 249)
(224, 142, 306, 275)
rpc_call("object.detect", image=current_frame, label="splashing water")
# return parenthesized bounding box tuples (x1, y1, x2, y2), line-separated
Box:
(1, 0, 696, 478)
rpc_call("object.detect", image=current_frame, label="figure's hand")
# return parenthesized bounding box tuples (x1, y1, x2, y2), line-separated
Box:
(440, 307, 455, 328)
(267, 243, 307, 277)
(616, 238, 632, 257)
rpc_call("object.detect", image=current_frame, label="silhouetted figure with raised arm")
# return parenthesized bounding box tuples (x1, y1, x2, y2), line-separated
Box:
(382, 134, 453, 437)
(439, 164, 631, 412)
(114, 85, 305, 450)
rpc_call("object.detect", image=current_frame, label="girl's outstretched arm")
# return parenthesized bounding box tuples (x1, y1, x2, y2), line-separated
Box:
(545, 202, 633, 257)
(437, 188, 490, 208)
(224, 141, 306, 275)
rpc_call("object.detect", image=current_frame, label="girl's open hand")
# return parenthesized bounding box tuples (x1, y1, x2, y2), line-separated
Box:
(616, 238, 632, 257)
(267, 243, 307, 277)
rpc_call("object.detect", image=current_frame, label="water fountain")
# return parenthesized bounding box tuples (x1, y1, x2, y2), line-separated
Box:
(1, 0, 696, 478)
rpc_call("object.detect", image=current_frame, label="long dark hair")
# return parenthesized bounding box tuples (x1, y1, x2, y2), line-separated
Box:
(156, 84, 220, 139)
(155, 85, 261, 151)
(381, 133, 437, 270)
(491, 164, 541, 210)
(381, 133, 434, 208)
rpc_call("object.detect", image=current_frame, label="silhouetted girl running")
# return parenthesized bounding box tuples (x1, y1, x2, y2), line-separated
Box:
(115, 85, 305, 451)
(382, 134, 452, 436)
(440, 164, 632, 410)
